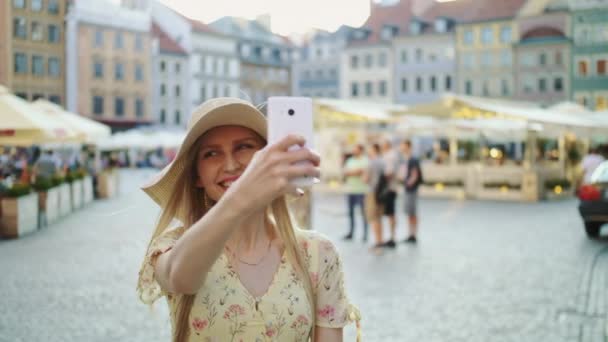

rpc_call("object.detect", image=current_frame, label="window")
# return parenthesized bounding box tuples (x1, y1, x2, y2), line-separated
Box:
(463, 29, 474, 45)
(160, 84, 166, 96)
(31, 22, 43, 41)
(351, 82, 359, 97)
(135, 34, 143, 51)
(350, 55, 359, 69)
(175, 85, 181, 97)
(175, 111, 181, 125)
(481, 27, 493, 45)
(49, 95, 61, 104)
(32, 94, 44, 100)
(401, 78, 408, 93)
(115, 98, 124, 117)
(32, 55, 44, 76)
(160, 109, 166, 124)
(501, 51, 512, 66)
(114, 32, 123, 49)
(401, 50, 408, 63)
(465, 80, 473, 95)
(13, 17, 27, 39)
(160, 61, 166, 72)
(539, 53, 547, 66)
(114, 63, 124, 80)
(430, 76, 437, 92)
(364, 54, 373, 68)
(48, 25, 59, 43)
(48, 57, 60, 77)
(316, 69, 323, 79)
(93, 96, 104, 115)
(175, 62, 181, 74)
(15, 93, 28, 100)
(379, 81, 387, 96)
(93, 61, 103, 78)
(378, 52, 387, 67)
(501, 79, 509, 96)
(521, 52, 535, 67)
(135, 64, 143, 81)
(445, 76, 452, 91)
(95, 30, 103, 47)
(481, 52, 492, 67)
(416, 77, 423, 92)
(415, 49, 423, 63)
(14, 53, 27, 73)
(224, 86, 230, 97)
(522, 77, 535, 93)
(135, 99, 144, 118)
(31, 0, 42, 11)
(578, 60, 588, 76)
(482, 81, 490, 96)
(200, 86, 206, 101)
(13, 0, 25, 8)
(48, 0, 59, 14)
(329, 68, 337, 78)
(365, 81, 373, 96)
(463, 52, 474, 69)
(554, 77, 563, 91)
(597, 59, 607, 75)
(500, 26, 512, 43)
(555, 51, 563, 66)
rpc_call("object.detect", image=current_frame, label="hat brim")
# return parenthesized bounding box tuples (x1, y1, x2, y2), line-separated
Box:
(142, 102, 267, 209)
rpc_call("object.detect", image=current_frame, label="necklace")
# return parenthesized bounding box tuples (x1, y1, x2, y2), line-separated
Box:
(234, 238, 273, 266)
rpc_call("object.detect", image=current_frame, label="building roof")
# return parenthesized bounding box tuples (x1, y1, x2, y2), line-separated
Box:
(151, 22, 187, 55)
(454, 0, 529, 23)
(355, 0, 415, 45)
(522, 26, 566, 40)
(187, 17, 217, 34)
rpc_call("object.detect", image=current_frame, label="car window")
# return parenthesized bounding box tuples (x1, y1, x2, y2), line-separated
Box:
(591, 161, 608, 183)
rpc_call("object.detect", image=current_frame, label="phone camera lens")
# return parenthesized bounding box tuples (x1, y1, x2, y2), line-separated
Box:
(288, 109, 295, 116)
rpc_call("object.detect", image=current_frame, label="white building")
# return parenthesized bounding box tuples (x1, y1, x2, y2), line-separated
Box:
(151, 22, 189, 127)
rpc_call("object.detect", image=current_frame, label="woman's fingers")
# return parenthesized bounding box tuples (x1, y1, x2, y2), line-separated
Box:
(282, 148, 320, 166)
(284, 163, 320, 180)
(272, 134, 306, 152)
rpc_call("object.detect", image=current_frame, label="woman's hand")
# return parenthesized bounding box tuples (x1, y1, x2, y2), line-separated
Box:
(222, 134, 320, 215)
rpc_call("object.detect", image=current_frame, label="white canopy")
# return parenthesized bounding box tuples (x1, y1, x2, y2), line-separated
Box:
(97, 128, 186, 150)
(314, 98, 407, 122)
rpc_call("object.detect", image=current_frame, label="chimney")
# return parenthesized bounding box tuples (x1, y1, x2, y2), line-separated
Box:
(256, 13, 272, 32)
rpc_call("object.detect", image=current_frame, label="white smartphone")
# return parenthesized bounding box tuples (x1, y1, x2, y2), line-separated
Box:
(267, 96, 315, 187)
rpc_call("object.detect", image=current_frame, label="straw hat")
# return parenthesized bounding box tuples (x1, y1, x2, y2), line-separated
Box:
(142, 97, 266, 209)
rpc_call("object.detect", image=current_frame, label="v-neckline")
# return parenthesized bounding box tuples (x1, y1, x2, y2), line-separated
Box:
(220, 248, 287, 302)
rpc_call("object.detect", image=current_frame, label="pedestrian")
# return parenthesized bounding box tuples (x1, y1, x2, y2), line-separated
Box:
(399, 140, 423, 243)
(380, 140, 399, 248)
(342, 144, 369, 242)
(34, 150, 58, 180)
(137, 98, 360, 342)
(365, 143, 386, 252)
(581, 146, 605, 185)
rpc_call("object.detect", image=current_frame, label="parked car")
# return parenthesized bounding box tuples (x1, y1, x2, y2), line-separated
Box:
(578, 161, 608, 238)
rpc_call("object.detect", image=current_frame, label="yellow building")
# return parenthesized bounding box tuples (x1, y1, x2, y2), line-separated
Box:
(0, 0, 67, 104)
(455, 0, 528, 98)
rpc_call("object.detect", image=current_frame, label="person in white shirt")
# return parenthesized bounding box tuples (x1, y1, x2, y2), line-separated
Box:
(581, 147, 605, 184)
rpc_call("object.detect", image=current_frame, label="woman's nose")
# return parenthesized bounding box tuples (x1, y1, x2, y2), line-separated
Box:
(224, 153, 242, 172)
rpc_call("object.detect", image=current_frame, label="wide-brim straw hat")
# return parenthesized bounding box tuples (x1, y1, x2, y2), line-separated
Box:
(142, 97, 266, 209)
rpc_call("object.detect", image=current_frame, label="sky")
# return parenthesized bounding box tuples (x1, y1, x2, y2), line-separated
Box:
(156, 0, 371, 36)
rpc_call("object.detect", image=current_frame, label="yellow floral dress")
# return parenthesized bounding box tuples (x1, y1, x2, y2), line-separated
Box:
(137, 226, 361, 341)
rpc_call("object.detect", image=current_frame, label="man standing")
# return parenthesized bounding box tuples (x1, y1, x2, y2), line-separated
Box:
(380, 141, 400, 248)
(365, 143, 386, 251)
(342, 144, 369, 241)
(399, 140, 422, 243)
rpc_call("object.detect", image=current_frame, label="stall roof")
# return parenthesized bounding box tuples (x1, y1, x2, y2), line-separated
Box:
(314, 98, 407, 122)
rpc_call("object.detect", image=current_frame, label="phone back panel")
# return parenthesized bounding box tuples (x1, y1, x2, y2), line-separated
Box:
(267, 97, 314, 151)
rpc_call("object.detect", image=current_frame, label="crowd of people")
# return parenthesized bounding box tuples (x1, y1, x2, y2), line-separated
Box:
(342, 139, 424, 253)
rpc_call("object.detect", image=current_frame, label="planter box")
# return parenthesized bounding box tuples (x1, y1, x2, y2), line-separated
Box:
(38, 187, 60, 226)
(0, 193, 39, 238)
(476, 188, 527, 201)
(58, 183, 72, 217)
(98, 170, 119, 199)
(83, 176, 94, 205)
(545, 187, 574, 201)
(71, 180, 84, 210)
(419, 185, 466, 200)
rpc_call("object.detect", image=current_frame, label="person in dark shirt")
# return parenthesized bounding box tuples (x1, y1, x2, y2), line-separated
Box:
(399, 140, 422, 243)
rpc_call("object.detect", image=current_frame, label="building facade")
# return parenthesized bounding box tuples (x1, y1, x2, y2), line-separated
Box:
(0, 0, 66, 104)
(211, 16, 292, 106)
(66, 0, 152, 131)
(292, 26, 356, 98)
(570, 1, 608, 110)
(514, 11, 571, 105)
(151, 22, 189, 127)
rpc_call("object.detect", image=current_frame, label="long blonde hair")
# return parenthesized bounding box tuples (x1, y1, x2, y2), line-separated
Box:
(141, 134, 316, 342)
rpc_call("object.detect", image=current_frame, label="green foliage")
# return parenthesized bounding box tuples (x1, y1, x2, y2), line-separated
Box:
(32, 177, 55, 192)
(483, 182, 522, 190)
(6, 183, 32, 198)
(51, 175, 64, 187)
(545, 179, 571, 190)
(422, 181, 464, 187)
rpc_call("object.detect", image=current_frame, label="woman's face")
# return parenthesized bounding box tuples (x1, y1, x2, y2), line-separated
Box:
(195, 125, 265, 201)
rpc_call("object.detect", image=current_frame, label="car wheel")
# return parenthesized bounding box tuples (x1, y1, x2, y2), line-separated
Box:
(584, 222, 602, 238)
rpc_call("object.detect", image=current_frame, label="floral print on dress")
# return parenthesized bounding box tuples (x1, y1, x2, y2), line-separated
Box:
(137, 226, 359, 341)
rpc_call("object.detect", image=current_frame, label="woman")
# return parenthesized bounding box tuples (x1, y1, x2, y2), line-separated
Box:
(137, 98, 360, 342)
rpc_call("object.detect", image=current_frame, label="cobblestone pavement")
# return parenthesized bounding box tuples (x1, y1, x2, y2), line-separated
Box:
(1, 169, 607, 342)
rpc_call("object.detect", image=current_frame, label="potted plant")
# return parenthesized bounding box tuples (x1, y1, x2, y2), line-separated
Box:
(54, 174, 72, 217)
(0, 183, 39, 238)
(32, 176, 61, 226)
(98, 167, 119, 199)
(82, 169, 94, 205)
(67, 169, 85, 210)
(545, 178, 573, 200)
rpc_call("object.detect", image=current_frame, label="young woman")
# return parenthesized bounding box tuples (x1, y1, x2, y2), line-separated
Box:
(137, 98, 360, 341)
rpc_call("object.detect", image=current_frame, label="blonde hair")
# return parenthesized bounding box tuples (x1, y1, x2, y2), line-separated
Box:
(140, 134, 316, 342)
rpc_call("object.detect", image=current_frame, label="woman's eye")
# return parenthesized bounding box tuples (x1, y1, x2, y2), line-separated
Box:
(236, 144, 255, 151)
(202, 151, 218, 159)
